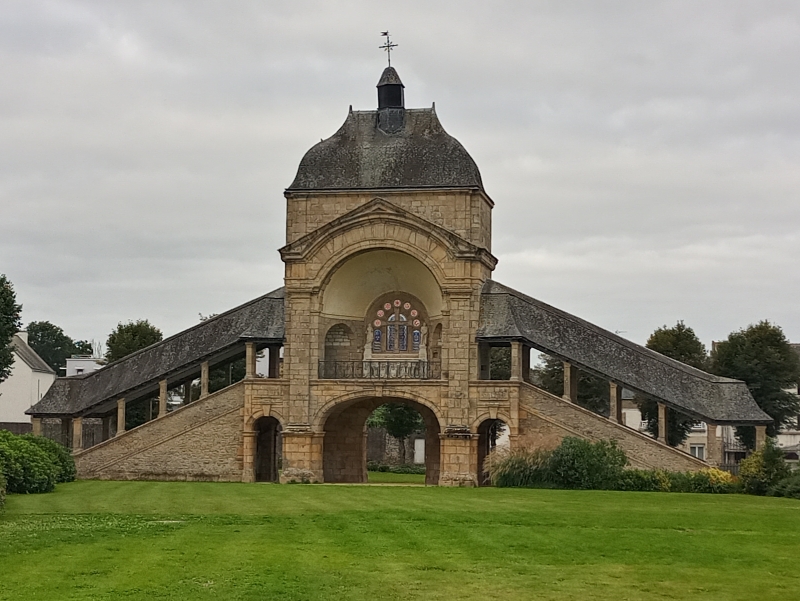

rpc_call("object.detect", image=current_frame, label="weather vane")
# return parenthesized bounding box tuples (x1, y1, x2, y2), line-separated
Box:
(379, 31, 397, 67)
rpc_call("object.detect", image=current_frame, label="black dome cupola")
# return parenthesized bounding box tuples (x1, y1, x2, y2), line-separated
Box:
(377, 67, 404, 109)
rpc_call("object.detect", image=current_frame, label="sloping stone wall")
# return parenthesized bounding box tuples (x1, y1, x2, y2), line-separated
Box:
(518, 383, 705, 472)
(75, 383, 245, 481)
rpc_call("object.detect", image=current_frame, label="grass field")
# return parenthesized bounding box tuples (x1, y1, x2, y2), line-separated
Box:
(367, 471, 425, 484)
(2, 481, 799, 600)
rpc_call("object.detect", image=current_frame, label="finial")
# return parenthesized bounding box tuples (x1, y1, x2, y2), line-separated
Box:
(379, 31, 397, 67)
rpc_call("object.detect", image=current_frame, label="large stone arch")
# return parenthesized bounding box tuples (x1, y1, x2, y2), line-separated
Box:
(318, 393, 442, 485)
(312, 389, 446, 431)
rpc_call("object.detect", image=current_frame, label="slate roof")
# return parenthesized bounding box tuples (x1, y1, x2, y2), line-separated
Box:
(27, 288, 286, 417)
(287, 107, 483, 191)
(11, 335, 55, 374)
(477, 280, 771, 425)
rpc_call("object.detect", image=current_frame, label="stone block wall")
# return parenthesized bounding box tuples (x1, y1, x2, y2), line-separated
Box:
(75, 383, 245, 481)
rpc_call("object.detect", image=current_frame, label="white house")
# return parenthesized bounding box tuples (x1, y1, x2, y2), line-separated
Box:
(65, 355, 103, 377)
(0, 332, 56, 433)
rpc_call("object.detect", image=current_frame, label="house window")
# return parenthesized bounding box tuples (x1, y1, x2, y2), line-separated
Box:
(691, 421, 707, 432)
(690, 445, 705, 460)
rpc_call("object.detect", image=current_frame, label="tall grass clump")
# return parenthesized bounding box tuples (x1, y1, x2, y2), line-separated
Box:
(483, 447, 553, 488)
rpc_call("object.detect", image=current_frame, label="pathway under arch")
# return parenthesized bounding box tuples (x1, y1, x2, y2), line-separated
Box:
(322, 397, 441, 485)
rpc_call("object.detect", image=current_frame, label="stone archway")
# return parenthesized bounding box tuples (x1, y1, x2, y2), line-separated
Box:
(476, 418, 508, 486)
(322, 397, 441, 485)
(254, 416, 282, 483)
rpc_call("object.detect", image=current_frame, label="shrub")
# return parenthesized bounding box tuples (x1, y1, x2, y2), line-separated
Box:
(687, 468, 738, 494)
(739, 439, 790, 495)
(0, 432, 58, 494)
(366, 462, 426, 474)
(484, 447, 553, 488)
(768, 473, 800, 500)
(617, 469, 670, 492)
(20, 434, 75, 483)
(548, 437, 627, 490)
(0, 470, 6, 511)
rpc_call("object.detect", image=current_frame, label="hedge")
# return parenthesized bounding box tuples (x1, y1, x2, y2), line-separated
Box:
(21, 434, 76, 483)
(484, 437, 747, 495)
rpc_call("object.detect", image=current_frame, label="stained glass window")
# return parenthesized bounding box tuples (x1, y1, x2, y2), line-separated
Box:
(370, 297, 425, 355)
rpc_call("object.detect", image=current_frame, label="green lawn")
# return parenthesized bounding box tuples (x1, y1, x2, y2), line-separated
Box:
(367, 470, 425, 484)
(2, 481, 799, 600)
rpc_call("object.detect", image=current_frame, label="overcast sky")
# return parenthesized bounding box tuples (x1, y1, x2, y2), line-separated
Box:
(1, 0, 798, 352)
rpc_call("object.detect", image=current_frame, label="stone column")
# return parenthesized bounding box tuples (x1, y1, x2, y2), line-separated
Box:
(245, 342, 256, 378)
(280, 431, 324, 483)
(72, 417, 83, 452)
(658, 403, 668, 443)
(510, 341, 522, 381)
(755, 425, 767, 450)
(268, 346, 281, 379)
(158, 379, 168, 418)
(438, 434, 478, 487)
(116, 398, 126, 436)
(609, 382, 623, 424)
(563, 361, 578, 403)
(31, 417, 42, 436)
(200, 361, 210, 398)
(706, 423, 722, 466)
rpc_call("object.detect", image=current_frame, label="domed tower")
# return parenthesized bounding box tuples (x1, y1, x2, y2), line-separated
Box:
(279, 67, 498, 485)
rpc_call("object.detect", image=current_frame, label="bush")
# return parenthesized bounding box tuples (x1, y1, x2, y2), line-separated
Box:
(0, 470, 6, 511)
(0, 431, 58, 494)
(20, 434, 75, 483)
(548, 437, 627, 490)
(686, 468, 739, 494)
(768, 473, 800, 500)
(484, 447, 553, 488)
(739, 439, 790, 495)
(617, 469, 670, 492)
(366, 461, 426, 475)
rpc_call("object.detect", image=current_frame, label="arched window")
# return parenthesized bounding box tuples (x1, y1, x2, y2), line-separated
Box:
(369, 297, 425, 355)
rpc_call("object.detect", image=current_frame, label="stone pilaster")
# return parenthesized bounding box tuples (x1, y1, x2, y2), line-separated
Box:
(563, 362, 578, 403)
(438, 432, 477, 487)
(72, 417, 83, 452)
(755, 425, 767, 450)
(116, 398, 126, 436)
(200, 361, 210, 398)
(158, 379, 168, 418)
(609, 382, 623, 424)
(245, 342, 256, 378)
(706, 423, 722, 466)
(280, 431, 324, 483)
(658, 403, 668, 443)
(31, 417, 42, 436)
(510, 341, 522, 382)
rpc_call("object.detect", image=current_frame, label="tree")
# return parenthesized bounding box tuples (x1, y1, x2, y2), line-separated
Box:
(532, 354, 610, 416)
(367, 403, 424, 464)
(26, 321, 93, 375)
(639, 321, 708, 446)
(711, 320, 800, 449)
(105, 320, 163, 363)
(0, 274, 22, 384)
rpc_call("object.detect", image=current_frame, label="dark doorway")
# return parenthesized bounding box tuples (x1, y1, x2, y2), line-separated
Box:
(477, 418, 508, 486)
(255, 416, 282, 483)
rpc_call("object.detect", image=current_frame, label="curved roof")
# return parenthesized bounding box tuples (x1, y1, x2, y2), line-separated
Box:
(287, 107, 483, 191)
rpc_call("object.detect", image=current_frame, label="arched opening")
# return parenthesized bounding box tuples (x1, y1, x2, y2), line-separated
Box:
(477, 418, 509, 486)
(322, 397, 441, 485)
(254, 416, 282, 483)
